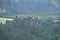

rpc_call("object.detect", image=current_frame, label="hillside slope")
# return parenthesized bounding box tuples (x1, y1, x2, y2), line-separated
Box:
(0, 0, 60, 16)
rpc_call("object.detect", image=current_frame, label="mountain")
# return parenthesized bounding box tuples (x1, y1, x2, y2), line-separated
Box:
(0, 0, 60, 16)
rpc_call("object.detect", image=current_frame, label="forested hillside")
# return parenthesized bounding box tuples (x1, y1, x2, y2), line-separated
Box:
(0, 16, 60, 40)
(0, 0, 60, 16)
(0, 0, 60, 40)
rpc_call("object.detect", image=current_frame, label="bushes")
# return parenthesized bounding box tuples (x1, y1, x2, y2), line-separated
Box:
(0, 16, 60, 40)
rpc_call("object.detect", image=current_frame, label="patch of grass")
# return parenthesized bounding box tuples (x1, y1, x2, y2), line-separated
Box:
(0, 18, 13, 24)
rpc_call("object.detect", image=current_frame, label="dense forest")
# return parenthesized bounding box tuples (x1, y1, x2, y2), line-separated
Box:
(0, 16, 60, 40)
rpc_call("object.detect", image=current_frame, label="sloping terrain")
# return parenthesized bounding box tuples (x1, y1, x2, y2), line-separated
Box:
(0, 0, 60, 16)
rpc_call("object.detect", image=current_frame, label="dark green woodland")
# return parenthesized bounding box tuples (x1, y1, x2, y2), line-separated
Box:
(0, 16, 60, 40)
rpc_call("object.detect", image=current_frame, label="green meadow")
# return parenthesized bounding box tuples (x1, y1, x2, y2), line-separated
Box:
(0, 18, 13, 24)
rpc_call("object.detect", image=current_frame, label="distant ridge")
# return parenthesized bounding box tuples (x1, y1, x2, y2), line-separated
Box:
(0, 0, 60, 16)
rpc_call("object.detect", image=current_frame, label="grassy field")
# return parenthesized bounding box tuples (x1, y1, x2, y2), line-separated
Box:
(0, 18, 13, 24)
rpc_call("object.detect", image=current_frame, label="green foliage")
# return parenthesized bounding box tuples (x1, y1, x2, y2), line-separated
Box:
(0, 16, 60, 40)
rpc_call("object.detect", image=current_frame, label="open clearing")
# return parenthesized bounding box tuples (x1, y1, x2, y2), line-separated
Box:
(0, 18, 13, 24)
